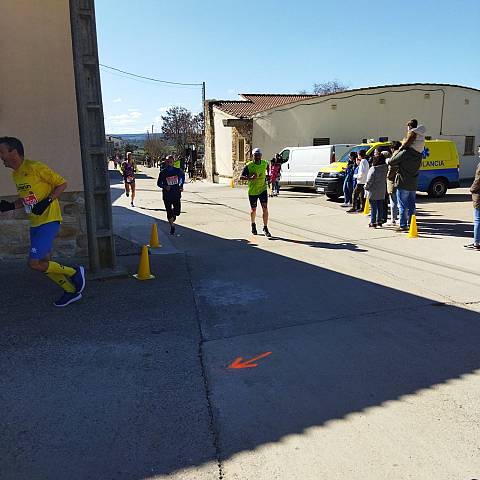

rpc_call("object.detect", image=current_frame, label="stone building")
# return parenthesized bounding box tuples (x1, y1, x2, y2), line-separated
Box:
(204, 94, 316, 183)
(1, 1, 115, 271)
(205, 84, 480, 183)
(105, 136, 125, 158)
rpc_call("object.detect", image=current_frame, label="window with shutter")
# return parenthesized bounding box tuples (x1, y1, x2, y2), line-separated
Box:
(464, 136, 475, 155)
(313, 138, 330, 146)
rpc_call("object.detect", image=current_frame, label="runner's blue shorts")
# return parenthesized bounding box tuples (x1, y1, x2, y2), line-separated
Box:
(29, 221, 60, 259)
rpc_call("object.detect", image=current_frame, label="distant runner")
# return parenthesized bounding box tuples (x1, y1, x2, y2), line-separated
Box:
(157, 154, 185, 235)
(0, 136, 86, 307)
(240, 147, 271, 237)
(120, 152, 137, 207)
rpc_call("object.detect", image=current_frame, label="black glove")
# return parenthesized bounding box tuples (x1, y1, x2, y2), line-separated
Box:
(0, 200, 15, 212)
(32, 197, 52, 215)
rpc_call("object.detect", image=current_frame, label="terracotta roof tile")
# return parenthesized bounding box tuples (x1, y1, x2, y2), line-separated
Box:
(212, 83, 480, 118)
(214, 94, 317, 118)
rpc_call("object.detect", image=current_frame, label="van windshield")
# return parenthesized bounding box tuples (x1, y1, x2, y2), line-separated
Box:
(339, 145, 371, 163)
(280, 149, 290, 163)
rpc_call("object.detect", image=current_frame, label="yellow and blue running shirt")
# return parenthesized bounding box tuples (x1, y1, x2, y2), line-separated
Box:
(12, 159, 65, 227)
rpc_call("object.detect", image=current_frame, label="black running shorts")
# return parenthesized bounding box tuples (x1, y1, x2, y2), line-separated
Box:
(163, 194, 181, 220)
(248, 189, 268, 209)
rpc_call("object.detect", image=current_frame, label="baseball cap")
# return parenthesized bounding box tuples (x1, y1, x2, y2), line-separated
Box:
(252, 148, 262, 155)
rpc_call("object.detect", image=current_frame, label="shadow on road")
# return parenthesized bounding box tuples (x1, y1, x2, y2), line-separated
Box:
(269, 236, 368, 252)
(1, 179, 479, 479)
(416, 218, 473, 238)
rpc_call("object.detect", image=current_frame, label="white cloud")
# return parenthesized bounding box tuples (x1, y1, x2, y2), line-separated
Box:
(113, 97, 123, 103)
(107, 111, 142, 126)
(157, 105, 173, 113)
(142, 116, 164, 134)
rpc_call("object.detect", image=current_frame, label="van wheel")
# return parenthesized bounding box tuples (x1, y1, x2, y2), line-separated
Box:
(428, 178, 448, 198)
(326, 194, 340, 200)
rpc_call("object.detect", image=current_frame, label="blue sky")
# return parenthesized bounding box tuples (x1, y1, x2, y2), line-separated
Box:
(96, 0, 480, 134)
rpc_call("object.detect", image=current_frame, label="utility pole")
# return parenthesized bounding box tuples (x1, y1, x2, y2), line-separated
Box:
(202, 82, 206, 139)
(70, 0, 117, 275)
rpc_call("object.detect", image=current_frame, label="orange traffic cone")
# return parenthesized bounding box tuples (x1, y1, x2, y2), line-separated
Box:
(149, 223, 161, 248)
(408, 214, 418, 238)
(133, 245, 155, 280)
(363, 197, 370, 215)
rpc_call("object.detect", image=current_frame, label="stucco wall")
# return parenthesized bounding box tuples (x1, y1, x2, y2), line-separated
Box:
(1, 0, 83, 194)
(252, 85, 480, 179)
(213, 108, 234, 182)
(1, 0, 86, 258)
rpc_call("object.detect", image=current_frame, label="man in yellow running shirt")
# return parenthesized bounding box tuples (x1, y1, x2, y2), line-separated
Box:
(240, 147, 272, 237)
(0, 137, 86, 307)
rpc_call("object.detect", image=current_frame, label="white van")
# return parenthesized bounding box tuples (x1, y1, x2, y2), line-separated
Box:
(278, 144, 354, 188)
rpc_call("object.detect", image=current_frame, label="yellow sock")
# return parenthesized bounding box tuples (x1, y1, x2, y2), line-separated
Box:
(46, 261, 76, 277)
(46, 273, 76, 293)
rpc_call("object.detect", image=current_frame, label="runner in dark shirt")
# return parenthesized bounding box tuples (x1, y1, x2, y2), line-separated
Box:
(157, 155, 185, 235)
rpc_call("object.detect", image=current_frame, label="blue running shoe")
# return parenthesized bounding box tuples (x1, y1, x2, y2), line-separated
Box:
(71, 265, 86, 294)
(54, 291, 82, 308)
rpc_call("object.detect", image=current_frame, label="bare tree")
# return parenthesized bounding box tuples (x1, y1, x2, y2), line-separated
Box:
(299, 80, 349, 95)
(161, 106, 193, 155)
(313, 79, 348, 95)
(190, 112, 204, 150)
(144, 133, 167, 163)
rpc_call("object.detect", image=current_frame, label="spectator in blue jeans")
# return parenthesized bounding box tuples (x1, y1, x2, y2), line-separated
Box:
(465, 146, 480, 250)
(387, 119, 425, 232)
(341, 151, 357, 207)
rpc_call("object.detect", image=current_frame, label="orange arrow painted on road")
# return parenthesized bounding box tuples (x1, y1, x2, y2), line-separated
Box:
(228, 351, 272, 369)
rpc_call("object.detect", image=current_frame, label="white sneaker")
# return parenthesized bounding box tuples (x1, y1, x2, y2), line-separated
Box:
(386, 220, 397, 226)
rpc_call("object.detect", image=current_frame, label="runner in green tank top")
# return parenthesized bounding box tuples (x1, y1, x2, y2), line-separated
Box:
(240, 147, 272, 237)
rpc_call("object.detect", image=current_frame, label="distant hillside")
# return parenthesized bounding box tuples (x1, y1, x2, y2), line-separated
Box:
(106, 133, 166, 142)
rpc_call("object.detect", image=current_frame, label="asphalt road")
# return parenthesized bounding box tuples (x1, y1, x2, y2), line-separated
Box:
(1, 167, 479, 479)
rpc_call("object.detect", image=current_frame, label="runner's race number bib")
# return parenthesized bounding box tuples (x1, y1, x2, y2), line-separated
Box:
(23, 192, 38, 214)
(166, 175, 179, 186)
(126, 176, 134, 183)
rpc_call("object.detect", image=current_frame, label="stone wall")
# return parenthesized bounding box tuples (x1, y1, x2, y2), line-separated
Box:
(204, 101, 216, 181)
(231, 122, 253, 186)
(0, 191, 87, 260)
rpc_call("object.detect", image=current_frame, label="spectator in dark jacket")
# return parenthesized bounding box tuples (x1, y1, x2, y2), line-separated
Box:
(341, 151, 357, 207)
(347, 150, 369, 213)
(386, 141, 402, 225)
(465, 145, 480, 250)
(387, 119, 426, 232)
(365, 149, 388, 227)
